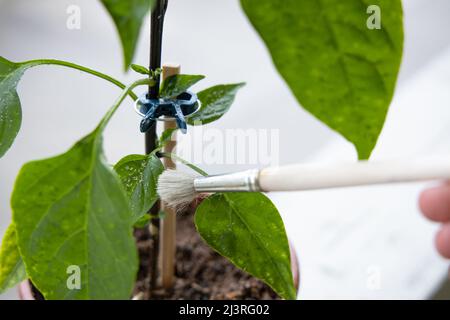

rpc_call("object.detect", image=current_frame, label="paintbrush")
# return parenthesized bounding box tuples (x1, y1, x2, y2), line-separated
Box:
(157, 158, 450, 209)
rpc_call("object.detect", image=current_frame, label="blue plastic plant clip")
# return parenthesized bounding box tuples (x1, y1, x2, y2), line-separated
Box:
(135, 91, 199, 134)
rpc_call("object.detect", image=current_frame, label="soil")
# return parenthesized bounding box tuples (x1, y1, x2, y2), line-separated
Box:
(29, 209, 279, 300)
(134, 211, 279, 300)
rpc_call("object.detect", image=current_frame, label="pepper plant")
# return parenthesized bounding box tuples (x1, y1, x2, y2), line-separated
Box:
(0, 0, 403, 299)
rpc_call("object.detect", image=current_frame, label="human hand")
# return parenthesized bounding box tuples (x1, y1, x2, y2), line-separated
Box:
(419, 183, 450, 259)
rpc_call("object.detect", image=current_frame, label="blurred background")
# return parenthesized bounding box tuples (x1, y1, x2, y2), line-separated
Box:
(1, 0, 450, 299)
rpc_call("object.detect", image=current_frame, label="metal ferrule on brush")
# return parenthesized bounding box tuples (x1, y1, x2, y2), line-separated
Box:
(193, 169, 261, 193)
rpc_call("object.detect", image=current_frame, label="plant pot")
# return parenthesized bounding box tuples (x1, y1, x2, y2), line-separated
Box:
(18, 213, 300, 300)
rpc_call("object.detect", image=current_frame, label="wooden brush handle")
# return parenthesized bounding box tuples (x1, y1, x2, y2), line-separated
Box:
(258, 158, 450, 192)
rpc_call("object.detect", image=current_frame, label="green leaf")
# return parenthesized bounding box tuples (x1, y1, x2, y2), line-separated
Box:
(195, 193, 296, 300)
(101, 0, 153, 70)
(0, 224, 26, 293)
(131, 64, 150, 75)
(0, 57, 33, 158)
(188, 83, 245, 125)
(12, 130, 138, 299)
(240, 0, 404, 159)
(160, 74, 205, 98)
(133, 214, 151, 228)
(114, 154, 164, 223)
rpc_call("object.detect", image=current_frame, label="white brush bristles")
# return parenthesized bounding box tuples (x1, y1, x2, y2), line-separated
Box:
(157, 169, 199, 210)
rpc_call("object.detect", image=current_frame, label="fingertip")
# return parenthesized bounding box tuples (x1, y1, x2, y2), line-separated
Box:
(435, 224, 450, 259)
(419, 189, 432, 216)
(419, 186, 450, 222)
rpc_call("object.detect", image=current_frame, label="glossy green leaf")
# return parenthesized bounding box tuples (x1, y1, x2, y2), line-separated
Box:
(0, 224, 26, 293)
(114, 154, 164, 222)
(241, 0, 404, 159)
(0, 57, 32, 158)
(101, 0, 153, 70)
(195, 193, 296, 300)
(12, 131, 138, 299)
(160, 74, 205, 98)
(188, 83, 245, 125)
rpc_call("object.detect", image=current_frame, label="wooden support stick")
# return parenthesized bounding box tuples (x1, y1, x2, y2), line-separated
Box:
(159, 63, 180, 288)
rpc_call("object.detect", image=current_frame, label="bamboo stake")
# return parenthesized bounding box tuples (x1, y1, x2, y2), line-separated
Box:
(159, 63, 180, 288)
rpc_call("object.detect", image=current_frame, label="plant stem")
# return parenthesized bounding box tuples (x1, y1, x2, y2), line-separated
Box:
(97, 78, 150, 132)
(25, 59, 138, 101)
(159, 152, 208, 176)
